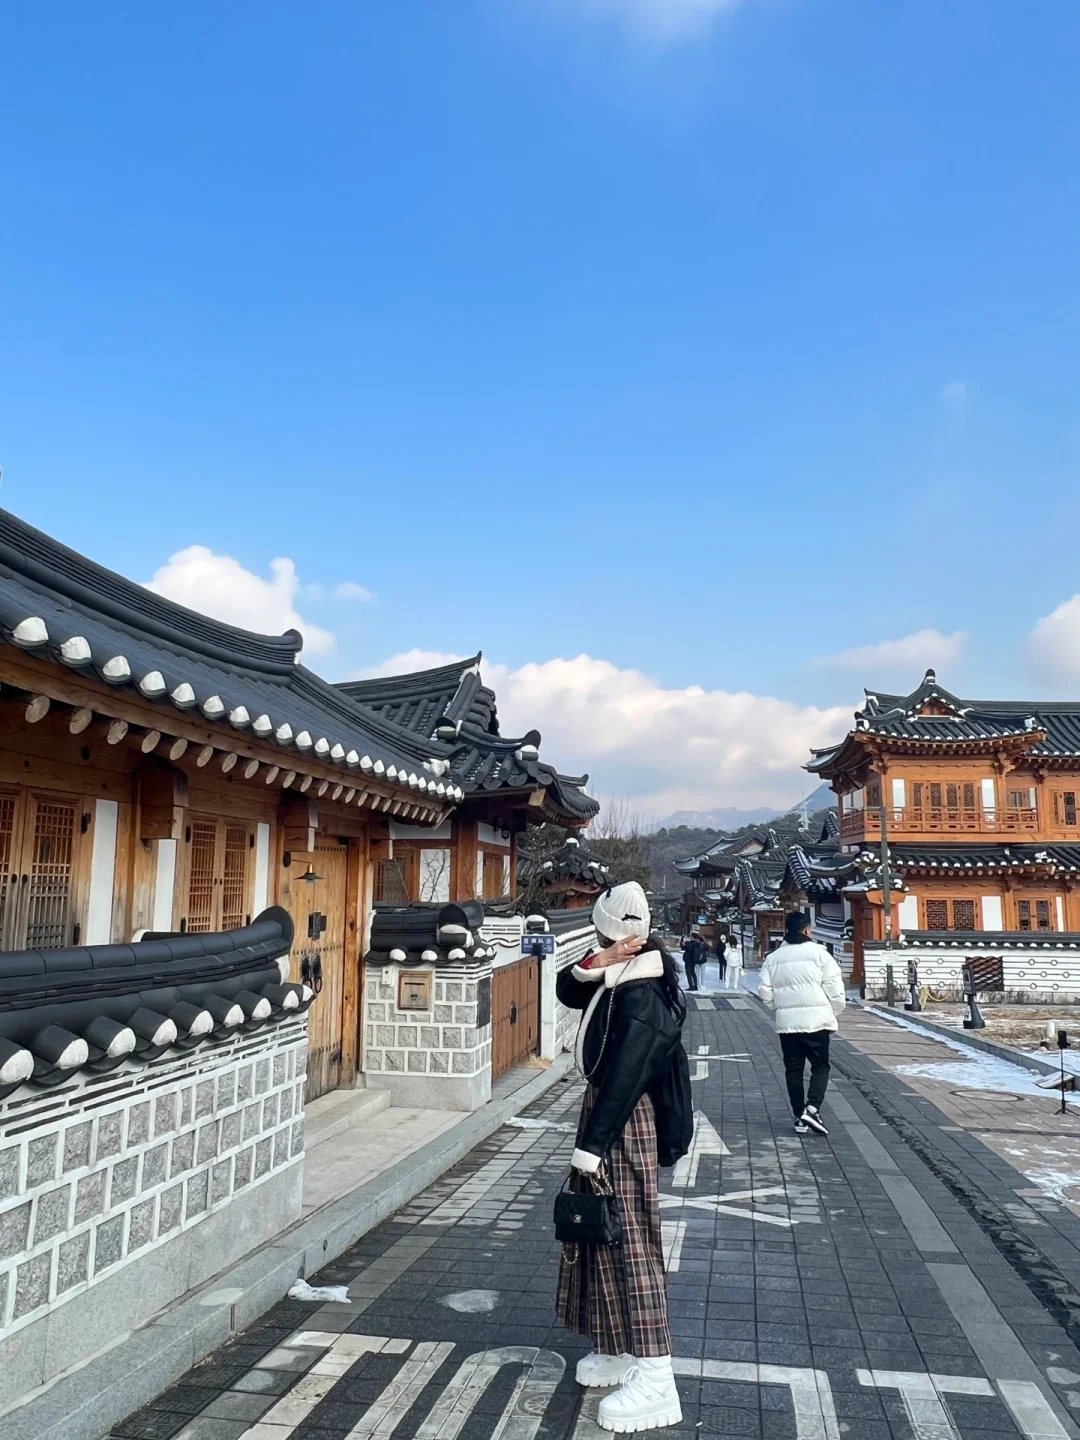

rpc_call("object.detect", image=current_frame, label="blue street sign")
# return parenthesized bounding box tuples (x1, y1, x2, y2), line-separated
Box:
(521, 935, 555, 955)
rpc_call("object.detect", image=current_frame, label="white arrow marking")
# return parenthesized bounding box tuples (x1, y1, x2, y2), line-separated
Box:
(662, 1219, 686, 1272)
(661, 1186, 796, 1226)
(671, 1111, 731, 1189)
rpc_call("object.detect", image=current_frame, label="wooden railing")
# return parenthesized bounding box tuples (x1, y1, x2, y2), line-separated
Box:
(840, 806, 1039, 838)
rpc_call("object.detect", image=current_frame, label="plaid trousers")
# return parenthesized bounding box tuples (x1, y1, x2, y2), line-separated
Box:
(555, 1088, 673, 1358)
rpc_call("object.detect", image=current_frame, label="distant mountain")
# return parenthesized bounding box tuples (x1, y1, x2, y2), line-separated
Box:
(655, 784, 833, 834)
(659, 806, 780, 831)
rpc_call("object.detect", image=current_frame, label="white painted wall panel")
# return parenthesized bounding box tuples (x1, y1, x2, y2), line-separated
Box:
(891, 778, 905, 808)
(86, 799, 118, 944)
(253, 822, 271, 915)
(898, 895, 919, 931)
(981, 895, 1003, 930)
(152, 839, 177, 932)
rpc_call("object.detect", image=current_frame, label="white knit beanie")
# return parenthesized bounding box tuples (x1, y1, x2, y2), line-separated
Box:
(592, 881, 651, 943)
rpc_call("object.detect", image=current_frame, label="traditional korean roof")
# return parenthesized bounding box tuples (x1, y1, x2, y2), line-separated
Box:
(523, 834, 611, 891)
(339, 655, 498, 739)
(0, 908, 305, 1098)
(806, 667, 1080, 777)
(880, 931, 1080, 950)
(366, 900, 495, 968)
(0, 508, 462, 811)
(887, 843, 1080, 874)
(339, 654, 598, 824)
(672, 831, 769, 876)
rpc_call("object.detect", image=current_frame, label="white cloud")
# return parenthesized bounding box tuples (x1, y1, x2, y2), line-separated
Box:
(1028, 596, 1080, 683)
(335, 581, 376, 603)
(370, 649, 850, 816)
(144, 546, 335, 656)
(813, 629, 966, 674)
(356, 649, 468, 679)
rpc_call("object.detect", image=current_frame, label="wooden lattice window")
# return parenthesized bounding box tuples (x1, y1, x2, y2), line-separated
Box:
(24, 799, 77, 949)
(1018, 899, 1054, 931)
(866, 779, 882, 808)
(952, 899, 976, 930)
(1054, 792, 1078, 826)
(929, 783, 943, 808)
(375, 854, 415, 904)
(924, 898, 977, 931)
(187, 820, 217, 934)
(184, 817, 253, 933)
(221, 826, 250, 931)
(925, 899, 949, 930)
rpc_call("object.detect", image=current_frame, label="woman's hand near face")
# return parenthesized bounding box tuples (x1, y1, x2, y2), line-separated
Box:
(591, 935, 645, 968)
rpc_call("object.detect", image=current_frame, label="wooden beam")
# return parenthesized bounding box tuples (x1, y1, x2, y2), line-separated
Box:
(137, 758, 189, 841)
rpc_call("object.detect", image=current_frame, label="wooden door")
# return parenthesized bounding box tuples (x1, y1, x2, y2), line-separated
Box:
(288, 838, 349, 1101)
(0, 787, 84, 951)
(483, 851, 506, 900)
(491, 957, 539, 1081)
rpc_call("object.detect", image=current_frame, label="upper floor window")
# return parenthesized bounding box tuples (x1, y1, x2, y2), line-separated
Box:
(924, 898, 976, 931)
(866, 779, 882, 808)
(1053, 791, 1078, 827)
(1017, 899, 1054, 931)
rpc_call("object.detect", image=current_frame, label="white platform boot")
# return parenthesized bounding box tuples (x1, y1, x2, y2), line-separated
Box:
(597, 1356, 682, 1432)
(576, 1353, 636, 1388)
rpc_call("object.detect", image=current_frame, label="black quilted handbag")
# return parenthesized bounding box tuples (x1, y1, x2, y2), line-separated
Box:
(553, 1166, 623, 1251)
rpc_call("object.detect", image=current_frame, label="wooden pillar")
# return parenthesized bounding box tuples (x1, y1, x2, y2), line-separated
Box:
(451, 815, 479, 902)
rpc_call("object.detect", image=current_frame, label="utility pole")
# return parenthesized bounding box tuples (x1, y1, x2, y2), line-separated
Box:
(879, 803, 894, 1004)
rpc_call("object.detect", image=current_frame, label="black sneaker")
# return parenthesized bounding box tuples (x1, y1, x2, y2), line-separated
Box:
(794, 1120, 810, 1135)
(801, 1106, 829, 1136)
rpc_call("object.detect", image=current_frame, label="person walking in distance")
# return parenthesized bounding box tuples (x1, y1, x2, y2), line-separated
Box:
(555, 881, 692, 1432)
(723, 934, 740, 987)
(758, 911, 846, 1135)
(682, 931, 703, 992)
(716, 934, 727, 986)
(724, 934, 743, 990)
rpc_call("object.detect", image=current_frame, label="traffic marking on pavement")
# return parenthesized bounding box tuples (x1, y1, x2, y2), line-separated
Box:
(670, 1109, 730, 1188)
(690, 1045, 750, 1079)
(671, 1359, 840, 1440)
(661, 1219, 686, 1271)
(240, 1337, 565, 1440)
(858, 1369, 1073, 1440)
(660, 1184, 797, 1226)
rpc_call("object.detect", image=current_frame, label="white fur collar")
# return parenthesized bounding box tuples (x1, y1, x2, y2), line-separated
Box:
(572, 950, 664, 989)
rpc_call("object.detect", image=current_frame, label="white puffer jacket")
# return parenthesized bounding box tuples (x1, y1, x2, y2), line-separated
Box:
(758, 941, 846, 1034)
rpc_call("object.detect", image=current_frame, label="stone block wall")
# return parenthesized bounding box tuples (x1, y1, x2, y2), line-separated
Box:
(363, 963, 491, 1111)
(0, 1019, 306, 1412)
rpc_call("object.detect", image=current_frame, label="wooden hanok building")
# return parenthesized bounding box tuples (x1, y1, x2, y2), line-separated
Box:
(672, 832, 770, 942)
(339, 655, 597, 904)
(0, 510, 596, 1108)
(806, 668, 1080, 985)
(519, 834, 612, 910)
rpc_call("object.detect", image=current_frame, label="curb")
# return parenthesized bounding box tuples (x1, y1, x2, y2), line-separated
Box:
(3, 1053, 576, 1440)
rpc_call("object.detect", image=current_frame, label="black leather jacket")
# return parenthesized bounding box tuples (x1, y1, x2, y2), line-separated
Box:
(557, 954, 692, 1166)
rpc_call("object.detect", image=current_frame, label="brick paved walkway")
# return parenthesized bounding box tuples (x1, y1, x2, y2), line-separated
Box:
(107, 994, 1080, 1440)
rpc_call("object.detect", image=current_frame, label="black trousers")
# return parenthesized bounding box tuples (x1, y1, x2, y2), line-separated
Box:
(779, 1031, 831, 1116)
(684, 960, 699, 991)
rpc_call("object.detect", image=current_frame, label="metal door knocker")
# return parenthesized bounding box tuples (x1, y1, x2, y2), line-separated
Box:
(509, 1002, 518, 1025)
(300, 952, 324, 995)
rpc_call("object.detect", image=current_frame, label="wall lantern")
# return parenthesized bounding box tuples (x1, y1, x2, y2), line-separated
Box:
(298, 863, 323, 886)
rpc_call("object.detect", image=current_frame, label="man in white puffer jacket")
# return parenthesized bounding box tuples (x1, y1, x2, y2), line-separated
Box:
(758, 912, 846, 1136)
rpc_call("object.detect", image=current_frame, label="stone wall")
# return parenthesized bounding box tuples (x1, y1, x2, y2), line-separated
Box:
(0, 1018, 306, 1414)
(363, 962, 491, 1111)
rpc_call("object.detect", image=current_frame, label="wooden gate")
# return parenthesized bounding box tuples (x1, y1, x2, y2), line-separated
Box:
(491, 957, 540, 1081)
(287, 838, 349, 1101)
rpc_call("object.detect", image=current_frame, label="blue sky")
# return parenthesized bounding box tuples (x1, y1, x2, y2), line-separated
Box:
(2, 1, 1080, 816)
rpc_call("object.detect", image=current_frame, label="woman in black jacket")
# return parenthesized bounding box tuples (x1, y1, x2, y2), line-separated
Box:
(555, 881, 691, 1434)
